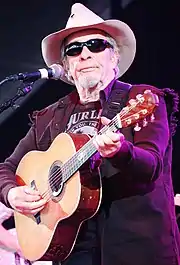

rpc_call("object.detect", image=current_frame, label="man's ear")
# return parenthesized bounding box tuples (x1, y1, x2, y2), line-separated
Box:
(111, 52, 120, 78)
(64, 63, 75, 83)
(111, 53, 119, 68)
(62, 59, 71, 79)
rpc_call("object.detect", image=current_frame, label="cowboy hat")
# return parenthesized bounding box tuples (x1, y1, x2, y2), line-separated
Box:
(41, 3, 136, 85)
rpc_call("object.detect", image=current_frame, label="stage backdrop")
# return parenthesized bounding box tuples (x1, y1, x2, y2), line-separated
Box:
(0, 0, 179, 193)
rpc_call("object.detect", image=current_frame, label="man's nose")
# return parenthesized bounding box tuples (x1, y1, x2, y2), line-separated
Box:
(79, 46, 92, 60)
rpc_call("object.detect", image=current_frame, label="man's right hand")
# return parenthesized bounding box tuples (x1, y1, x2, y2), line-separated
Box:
(7, 186, 47, 215)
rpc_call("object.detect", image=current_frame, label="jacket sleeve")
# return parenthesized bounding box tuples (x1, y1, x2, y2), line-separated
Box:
(0, 121, 38, 208)
(108, 86, 170, 183)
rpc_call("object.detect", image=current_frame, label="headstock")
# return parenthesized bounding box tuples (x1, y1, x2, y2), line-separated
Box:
(117, 90, 159, 131)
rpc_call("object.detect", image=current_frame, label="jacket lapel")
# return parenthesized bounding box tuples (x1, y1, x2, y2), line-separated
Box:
(50, 90, 79, 141)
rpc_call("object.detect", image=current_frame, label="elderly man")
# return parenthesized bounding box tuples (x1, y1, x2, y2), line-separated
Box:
(0, 3, 179, 265)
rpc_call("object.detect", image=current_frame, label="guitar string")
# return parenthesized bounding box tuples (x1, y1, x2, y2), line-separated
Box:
(40, 117, 121, 201)
(41, 104, 148, 201)
(40, 102, 149, 201)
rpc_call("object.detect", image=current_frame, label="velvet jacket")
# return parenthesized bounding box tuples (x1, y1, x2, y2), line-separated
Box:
(0, 80, 179, 265)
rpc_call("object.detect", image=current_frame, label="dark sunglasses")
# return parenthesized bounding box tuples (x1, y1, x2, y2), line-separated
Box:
(64, 38, 113, 57)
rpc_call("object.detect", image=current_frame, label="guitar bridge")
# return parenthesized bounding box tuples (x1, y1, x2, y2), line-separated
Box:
(34, 212, 41, 224)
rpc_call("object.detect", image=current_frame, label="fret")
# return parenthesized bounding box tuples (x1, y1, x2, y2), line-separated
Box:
(63, 115, 119, 182)
(63, 138, 97, 182)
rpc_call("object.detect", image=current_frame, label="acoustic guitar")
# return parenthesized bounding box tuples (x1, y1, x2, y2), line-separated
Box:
(14, 90, 159, 262)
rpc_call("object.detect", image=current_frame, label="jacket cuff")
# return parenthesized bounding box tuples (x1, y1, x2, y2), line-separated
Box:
(107, 140, 133, 167)
(1, 183, 18, 208)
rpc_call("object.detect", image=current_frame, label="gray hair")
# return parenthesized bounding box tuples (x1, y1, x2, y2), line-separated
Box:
(105, 34, 120, 78)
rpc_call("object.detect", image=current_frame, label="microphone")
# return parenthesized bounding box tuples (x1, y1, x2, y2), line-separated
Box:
(5, 64, 64, 82)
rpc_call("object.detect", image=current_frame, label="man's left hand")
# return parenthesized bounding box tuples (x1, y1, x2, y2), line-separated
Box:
(93, 116, 125, 158)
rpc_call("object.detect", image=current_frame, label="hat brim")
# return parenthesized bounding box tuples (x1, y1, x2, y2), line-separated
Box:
(41, 20, 136, 85)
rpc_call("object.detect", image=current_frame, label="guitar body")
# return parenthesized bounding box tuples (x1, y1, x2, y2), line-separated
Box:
(14, 133, 102, 262)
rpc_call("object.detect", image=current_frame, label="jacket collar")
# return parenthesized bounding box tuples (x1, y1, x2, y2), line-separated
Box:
(57, 79, 132, 107)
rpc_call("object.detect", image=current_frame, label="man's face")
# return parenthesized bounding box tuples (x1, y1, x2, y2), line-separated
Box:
(64, 29, 118, 89)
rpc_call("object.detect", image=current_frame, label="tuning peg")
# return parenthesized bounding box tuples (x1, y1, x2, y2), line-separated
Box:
(144, 89, 151, 94)
(150, 113, 155, 122)
(136, 94, 144, 103)
(143, 118, 148, 127)
(134, 123, 141, 131)
(129, 99, 137, 106)
(141, 109, 148, 115)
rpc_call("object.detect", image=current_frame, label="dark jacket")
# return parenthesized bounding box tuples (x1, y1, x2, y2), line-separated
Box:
(0, 80, 179, 265)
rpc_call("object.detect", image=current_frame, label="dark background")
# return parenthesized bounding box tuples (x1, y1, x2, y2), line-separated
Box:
(0, 0, 179, 193)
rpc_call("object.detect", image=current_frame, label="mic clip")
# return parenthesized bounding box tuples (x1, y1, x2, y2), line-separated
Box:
(6, 72, 41, 82)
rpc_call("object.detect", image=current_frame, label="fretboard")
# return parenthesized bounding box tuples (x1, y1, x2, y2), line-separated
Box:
(62, 115, 120, 182)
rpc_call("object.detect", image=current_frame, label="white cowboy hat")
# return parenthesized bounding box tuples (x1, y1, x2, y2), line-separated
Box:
(41, 3, 136, 85)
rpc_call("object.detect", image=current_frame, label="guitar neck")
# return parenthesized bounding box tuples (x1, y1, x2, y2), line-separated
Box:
(63, 115, 120, 182)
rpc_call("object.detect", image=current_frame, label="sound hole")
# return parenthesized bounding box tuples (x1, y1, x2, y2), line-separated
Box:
(49, 161, 64, 197)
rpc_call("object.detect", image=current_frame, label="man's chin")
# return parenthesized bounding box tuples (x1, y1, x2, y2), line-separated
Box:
(78, 76, 100, 89)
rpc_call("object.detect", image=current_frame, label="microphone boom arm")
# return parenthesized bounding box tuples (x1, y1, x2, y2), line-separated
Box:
(0, 83, 33, 114)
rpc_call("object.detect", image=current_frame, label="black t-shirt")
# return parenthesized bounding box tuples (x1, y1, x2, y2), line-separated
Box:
(65, 100, 101, 136)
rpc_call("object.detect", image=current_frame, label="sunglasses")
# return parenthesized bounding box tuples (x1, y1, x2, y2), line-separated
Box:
(64, 38, 113, 57)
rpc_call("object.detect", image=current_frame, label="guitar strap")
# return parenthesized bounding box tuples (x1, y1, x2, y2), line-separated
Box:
(102, 81, 132, 118)
(98, 81, 134, 180)
(103, 81, 133, 142)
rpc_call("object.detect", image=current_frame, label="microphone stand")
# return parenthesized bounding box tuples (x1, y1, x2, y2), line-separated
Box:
(0, 82, 33, 114)
(0, 78, 9, 86)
